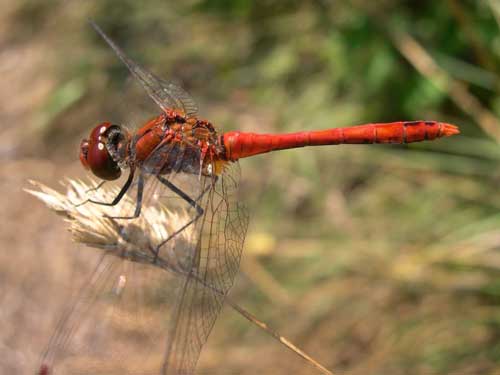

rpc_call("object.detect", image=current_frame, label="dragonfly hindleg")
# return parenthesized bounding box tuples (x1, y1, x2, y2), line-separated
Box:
(152, 175, 211, 263)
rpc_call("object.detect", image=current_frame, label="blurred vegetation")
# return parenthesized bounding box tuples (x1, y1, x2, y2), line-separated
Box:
(6, 0, 500, 373)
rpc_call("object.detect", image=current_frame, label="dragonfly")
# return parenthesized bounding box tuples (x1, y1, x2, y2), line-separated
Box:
(37, 20, 460, 375)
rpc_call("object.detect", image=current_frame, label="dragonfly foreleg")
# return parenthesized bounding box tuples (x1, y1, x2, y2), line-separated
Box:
(73, 169, 135, 208)
(104, 172, 144, 220)
(85, 180, 106, 194)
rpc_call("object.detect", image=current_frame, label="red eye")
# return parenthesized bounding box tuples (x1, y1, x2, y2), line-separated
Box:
(82, 122, 122, 180)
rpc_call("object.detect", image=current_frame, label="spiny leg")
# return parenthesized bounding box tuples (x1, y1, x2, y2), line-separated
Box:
(73, 169, 135, 208)
(104, 172, 144, 220)
(152, 175, 212, 263)
(85, 180, 106, 194)
(156, 175, 204, 215)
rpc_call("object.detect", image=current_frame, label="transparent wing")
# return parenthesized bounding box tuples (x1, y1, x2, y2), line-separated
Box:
(39, 252, 185, 375)
(38, 148, 248, 374)
(37, 166, 206, 374)
(90, 20, 198, 118)
(161, 163, 249, 373)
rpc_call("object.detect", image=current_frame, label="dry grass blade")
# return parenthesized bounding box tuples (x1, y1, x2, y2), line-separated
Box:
(25, 179, 334, 375)
(228, 300, 334, 375)
(446, 0, 496, 71)
(387, 29, 500, 142)
(487, 0, 500, 30)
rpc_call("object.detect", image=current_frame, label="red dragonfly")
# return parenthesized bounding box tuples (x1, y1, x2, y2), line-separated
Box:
(38, 21, 459, 375)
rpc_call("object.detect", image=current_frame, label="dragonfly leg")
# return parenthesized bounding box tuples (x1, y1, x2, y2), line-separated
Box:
(85, 180, 107, 193)
(104, 172, 144, 220)
(156, 175, 204, 215)
(73, 169, 135, 208)
(152, 175, 211, 263)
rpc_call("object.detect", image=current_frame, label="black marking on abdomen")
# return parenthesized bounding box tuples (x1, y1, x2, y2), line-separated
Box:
(404, 121, 421, 126)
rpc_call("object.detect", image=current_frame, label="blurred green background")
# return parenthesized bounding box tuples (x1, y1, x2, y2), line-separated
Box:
(3, 0, 500, 374)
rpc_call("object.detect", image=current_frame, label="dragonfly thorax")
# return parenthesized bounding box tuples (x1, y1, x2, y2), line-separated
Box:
(131, 113, 228, 177)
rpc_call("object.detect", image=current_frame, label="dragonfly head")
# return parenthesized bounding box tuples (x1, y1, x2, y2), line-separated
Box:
(79, 122, 130, 180)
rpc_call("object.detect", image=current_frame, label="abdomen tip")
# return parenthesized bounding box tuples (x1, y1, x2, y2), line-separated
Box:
(442, 123, 460, 137)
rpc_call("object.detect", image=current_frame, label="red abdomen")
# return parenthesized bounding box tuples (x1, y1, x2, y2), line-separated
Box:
(222, 121, 459, 161)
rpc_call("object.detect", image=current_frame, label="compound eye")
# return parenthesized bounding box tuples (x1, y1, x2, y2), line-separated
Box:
(79, 139, 90, 169)
(85, 122, 122, 180)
